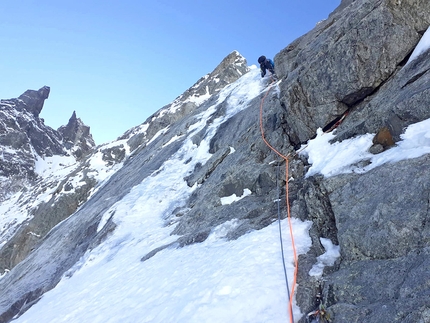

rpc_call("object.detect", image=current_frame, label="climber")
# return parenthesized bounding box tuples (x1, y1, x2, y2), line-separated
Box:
(258, 55, 276, 78)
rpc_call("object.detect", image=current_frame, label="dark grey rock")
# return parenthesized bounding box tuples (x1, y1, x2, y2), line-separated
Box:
(321, 249, 430, 323)
(101, 144, 126, 166)
(335, 46, 430, 142)
(275, 0, 430, 145)
(293, 155, 430, 322)
(327, 155, 430, 262)
(140, 242, 178, 262)
(17, 86, 50, 117)
(58, 111, 95, 158)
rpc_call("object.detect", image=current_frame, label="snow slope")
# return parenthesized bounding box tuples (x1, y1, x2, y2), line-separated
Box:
(14, 68, 313, 323)
(11, 60, 430, 323)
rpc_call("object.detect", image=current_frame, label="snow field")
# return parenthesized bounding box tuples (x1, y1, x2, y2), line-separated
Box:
(17, 68, 315, 323)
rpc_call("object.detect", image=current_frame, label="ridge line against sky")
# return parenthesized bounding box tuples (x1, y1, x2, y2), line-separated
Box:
(0, 0, 340, 144)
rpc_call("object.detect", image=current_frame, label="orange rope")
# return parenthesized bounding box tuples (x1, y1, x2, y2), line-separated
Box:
(259, 77, 298, 323)
(259, 76, 349, 322)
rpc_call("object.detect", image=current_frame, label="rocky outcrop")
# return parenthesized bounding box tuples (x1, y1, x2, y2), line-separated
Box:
(0, 87, 64, 158)
(317, 155, 430, 323)
(335, 46, 430, 143)
(275, 0, 430, 146)
(0, 87, 95, 197)
(272, 0, 430, 321)
(0, 87, 64, 199)
(17, 86, 50, 117)
(0, 87, 98, 276)
(292, 153, 430, 322)
(58, 111, 96, 159)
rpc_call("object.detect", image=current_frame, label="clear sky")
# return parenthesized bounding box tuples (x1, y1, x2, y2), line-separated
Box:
(0, 0, 340, 144)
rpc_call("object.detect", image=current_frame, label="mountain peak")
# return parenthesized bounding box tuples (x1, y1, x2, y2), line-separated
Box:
(17, 86, 50, 117)
(120, 51, 250, 150)
(173, 50, 249, 107)
(58, 111, 96, 159)
(211, 50, 247, 76)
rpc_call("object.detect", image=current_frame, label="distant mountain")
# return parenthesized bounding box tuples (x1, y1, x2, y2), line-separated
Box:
(0, 86, 96, 271)
(0, 50, 250, 291)
(1, 1, 430, 322)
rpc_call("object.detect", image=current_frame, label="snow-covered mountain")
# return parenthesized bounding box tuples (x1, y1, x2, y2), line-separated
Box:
(0, 51, 249, 278)
(0, 86, 97, 269)
(1, 1, 430, 322)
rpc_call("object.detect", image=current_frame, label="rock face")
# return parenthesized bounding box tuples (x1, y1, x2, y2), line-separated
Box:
(0, 1, 429, 322)
(0, 87, 62, 205)
(275, 0, 430, 146)
(335, 46, 430, 143)
(303, 155, 430, 323)
(58, 111, 96, 159)
(273, 0, 430, 321)
(0, 87, 97, 276)
(17, 86, 50, 117)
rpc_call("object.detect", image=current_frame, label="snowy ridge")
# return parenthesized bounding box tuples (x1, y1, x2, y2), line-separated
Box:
(1, 52, 250, 258)
(117, 51, 249, 150)
(13, 67, 315, 323)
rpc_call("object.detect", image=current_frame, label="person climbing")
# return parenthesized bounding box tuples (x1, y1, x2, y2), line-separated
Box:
(258, 55, 276, 78)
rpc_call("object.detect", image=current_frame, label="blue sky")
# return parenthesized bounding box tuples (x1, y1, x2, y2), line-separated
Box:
(0, 0, 340, 144)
